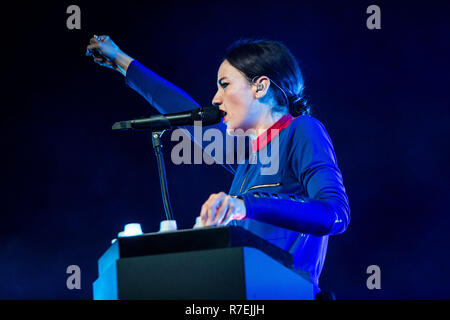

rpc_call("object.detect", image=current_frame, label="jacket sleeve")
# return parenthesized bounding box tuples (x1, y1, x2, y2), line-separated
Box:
(125, 60, 200, 113)
(241, 116, 350, 236)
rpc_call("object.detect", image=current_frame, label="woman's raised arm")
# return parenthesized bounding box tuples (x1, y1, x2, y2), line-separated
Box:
(86, 35, 235, 174)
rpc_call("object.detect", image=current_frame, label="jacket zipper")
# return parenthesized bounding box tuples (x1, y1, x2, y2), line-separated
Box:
(239, 153, 256, 194)
(239, 173, 250, 194)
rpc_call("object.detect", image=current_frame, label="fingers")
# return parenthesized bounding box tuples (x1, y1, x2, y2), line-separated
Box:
(86, 43, 100, 51)
(219, 199, 234, 225)
(97, 35, 110, 41)
(199, 193, 247, 227)
(86, 44, 100, 57)
(220, 197, 246, 226)
(93, 57, 114, 68)
(89, 35, 110, 47)
(89, 35, 99, 45)
(193, 216, 205, 229)
(201, 193, 216, 224)
(90, 34, 109, 42)
(200, 192, 228, 226)
(205, 194, 219, 225)
(86, 34, 113, 68)
(215, 195, 230, 225)
(86, 34, 110, 54)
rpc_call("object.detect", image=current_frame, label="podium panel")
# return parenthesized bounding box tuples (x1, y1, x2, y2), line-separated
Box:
(93, 226, 314, 300)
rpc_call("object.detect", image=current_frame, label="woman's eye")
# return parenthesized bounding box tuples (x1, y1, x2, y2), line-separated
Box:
(220, 82, 229, 89)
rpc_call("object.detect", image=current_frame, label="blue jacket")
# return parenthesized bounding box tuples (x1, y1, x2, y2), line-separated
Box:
(125, 60, 350, 292)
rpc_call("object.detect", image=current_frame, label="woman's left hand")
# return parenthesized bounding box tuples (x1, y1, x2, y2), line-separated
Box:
(198, 192, 247, 227)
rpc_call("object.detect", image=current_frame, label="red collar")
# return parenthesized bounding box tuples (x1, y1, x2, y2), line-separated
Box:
(252, 113, 295, 153)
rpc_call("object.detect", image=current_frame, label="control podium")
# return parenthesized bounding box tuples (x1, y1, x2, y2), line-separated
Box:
(93, 225, 314, 300)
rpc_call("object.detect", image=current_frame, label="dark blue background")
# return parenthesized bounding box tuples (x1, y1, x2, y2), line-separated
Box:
(1, 0, 449, 299)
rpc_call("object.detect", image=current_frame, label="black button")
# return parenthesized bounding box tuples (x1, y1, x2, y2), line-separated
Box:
(271, 193, 280, 199)
(261, 192, 270, 198)
(253, 192, 261, 198)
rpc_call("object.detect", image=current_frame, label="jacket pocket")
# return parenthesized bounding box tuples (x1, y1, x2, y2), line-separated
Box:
(245, 182, 282, 193)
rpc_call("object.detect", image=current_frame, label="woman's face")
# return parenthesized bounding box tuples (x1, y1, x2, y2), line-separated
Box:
(212, 60, 260, 134)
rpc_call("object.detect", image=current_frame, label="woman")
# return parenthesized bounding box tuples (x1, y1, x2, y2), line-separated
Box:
(86, 36, 350, 297)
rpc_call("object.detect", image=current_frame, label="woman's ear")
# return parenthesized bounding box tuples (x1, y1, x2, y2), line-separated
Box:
(253, 76, 270, 99)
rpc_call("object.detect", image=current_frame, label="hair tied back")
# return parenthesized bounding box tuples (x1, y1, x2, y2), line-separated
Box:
(288, 95, 310, 117)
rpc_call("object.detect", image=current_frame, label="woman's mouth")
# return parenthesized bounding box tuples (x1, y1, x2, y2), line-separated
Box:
(221, 110, 228, 123)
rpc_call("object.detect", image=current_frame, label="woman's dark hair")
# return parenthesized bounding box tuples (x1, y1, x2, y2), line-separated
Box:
(223, 39, 310, 116)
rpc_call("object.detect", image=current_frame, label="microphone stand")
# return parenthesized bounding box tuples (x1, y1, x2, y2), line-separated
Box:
(112, 105, 226, 231)
(112, 123, 177, 231)
(150, 129, 174, 222)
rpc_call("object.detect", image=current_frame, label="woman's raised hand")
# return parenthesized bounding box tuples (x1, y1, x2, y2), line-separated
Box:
(86, 35, 133, 75)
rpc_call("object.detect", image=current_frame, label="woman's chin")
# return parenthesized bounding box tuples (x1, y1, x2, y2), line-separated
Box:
(226, 126, 236, 136)
(226, 126, 251, 137)
(224, 120, 254, 136)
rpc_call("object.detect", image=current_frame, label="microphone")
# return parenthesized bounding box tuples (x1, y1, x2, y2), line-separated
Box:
(112, 106, 225, 131)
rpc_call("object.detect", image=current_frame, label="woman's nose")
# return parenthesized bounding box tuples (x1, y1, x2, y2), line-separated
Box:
(212, 90, 222, 106)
